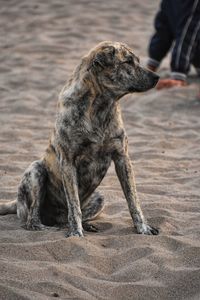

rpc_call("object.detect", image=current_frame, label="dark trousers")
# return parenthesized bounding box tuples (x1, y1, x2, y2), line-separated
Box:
(149, 0, 200, 74)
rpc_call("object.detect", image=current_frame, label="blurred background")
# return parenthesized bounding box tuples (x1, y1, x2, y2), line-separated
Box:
(0, 0, 159, 105)
(1, 2, 200, 299)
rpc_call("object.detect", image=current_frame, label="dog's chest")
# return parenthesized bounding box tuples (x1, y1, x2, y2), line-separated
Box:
(75, 139, 113, 195)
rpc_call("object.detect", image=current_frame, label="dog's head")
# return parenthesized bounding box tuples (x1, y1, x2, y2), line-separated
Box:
(86, 41, 159, 95)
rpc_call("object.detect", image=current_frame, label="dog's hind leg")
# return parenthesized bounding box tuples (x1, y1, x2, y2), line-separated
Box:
(17, 160, 48, 230)
(82, 191, 104, 232)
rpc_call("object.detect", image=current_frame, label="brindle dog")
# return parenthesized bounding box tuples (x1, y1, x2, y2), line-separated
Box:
(0, 41, 159, 237)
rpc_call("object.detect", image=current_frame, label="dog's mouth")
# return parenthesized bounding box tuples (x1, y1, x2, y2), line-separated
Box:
(128, 85, 151, 93)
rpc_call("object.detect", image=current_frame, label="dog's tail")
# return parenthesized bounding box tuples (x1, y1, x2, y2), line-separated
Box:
(0, 200, 17, 215)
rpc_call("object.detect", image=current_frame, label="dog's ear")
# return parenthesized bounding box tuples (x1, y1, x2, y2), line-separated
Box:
(88, 46, 116, 71)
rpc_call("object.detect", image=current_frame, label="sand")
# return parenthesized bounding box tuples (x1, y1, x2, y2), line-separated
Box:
(0, 0, 200, 299)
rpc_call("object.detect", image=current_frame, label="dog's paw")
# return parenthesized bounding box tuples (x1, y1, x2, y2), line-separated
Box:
(65, 229, 84, 238)
(83, 222, 98, 232)
(136, 223, 159, 235)
(25, 220, 45, 231)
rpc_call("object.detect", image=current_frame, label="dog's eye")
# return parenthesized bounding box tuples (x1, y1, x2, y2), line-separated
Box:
(122, 56, 133, 65)
(126, 57, 133, 64)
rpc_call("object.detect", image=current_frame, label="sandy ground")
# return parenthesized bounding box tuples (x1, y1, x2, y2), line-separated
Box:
(0, 0, 200, 299)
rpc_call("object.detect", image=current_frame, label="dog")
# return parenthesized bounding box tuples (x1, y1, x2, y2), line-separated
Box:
(0, 41, 159, 237)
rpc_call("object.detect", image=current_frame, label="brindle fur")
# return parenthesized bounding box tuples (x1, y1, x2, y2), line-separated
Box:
(0, 41, 159, 237)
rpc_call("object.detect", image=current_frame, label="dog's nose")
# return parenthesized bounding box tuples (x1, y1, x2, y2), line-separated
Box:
(152, 73, 159, 87)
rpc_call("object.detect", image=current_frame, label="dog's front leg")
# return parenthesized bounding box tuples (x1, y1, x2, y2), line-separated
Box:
(113, 152, 158, 235)
(60, 159, 83, 238)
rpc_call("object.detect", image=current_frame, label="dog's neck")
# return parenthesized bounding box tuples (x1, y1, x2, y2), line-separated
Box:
(59, 74, 119, 130)
(90, 91, 117, 130)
